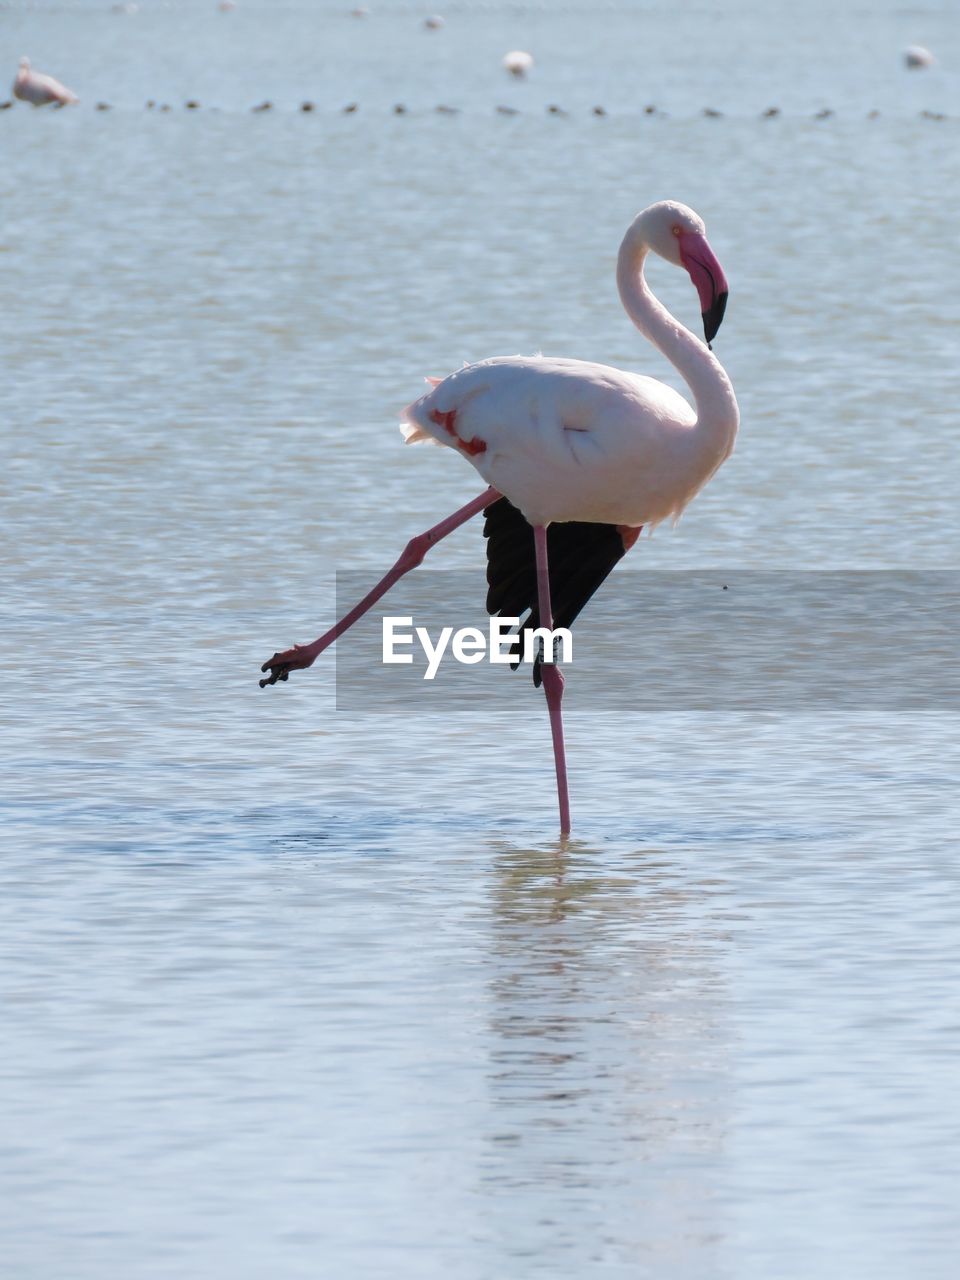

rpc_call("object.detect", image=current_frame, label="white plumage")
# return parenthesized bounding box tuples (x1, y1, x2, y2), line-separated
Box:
(13, 56, 78, 106)
(903, 45, 934, 69)
(403, 357, 701, 528)
(401, 201, 739, 530)
(502, 50, 534, 77)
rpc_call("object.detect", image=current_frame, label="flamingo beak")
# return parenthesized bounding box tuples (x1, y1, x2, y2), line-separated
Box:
(677, 232, 729, 346)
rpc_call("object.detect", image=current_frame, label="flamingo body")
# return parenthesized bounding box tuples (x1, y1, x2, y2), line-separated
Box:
(503, 50, 534, 77)
(403, 356, 708, 529)
(904, 45, 934, 69)
(13, 56, 78, 106)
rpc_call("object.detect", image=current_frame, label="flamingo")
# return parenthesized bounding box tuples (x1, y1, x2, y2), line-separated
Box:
(260, 201, 739, 835)
(502, 50, 534, 78)
(903, 45, 934, 69)
(13, 56, 78, 106)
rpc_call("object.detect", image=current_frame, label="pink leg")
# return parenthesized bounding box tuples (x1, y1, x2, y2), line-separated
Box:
(260, 486, 500, 687)
(534, 524, 571, 836)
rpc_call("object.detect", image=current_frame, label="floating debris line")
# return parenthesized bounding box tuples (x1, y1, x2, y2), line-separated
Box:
(0, 101, 952, 122)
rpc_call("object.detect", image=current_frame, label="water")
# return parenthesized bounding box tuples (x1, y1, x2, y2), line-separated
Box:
(2, 2, 959, 1276)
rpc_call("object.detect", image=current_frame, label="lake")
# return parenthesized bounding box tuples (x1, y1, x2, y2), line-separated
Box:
(1, 2, 958, 1277)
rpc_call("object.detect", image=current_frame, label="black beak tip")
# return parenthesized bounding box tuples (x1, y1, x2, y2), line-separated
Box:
(702, 290, 728, 345)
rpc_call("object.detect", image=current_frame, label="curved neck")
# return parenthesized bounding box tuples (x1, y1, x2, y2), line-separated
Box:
(616, 236, 739, 458)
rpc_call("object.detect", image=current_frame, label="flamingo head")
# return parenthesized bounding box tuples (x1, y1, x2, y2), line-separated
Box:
(19, 55, 31, 70)
(638, 200, 730, 345)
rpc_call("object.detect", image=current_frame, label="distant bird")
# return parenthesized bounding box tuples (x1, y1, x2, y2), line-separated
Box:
(904, 45, 934, 69)
(423, 15, 444, 29)
(547, 104, 567, 116)
(343, 102, 359, 113)
(761, 106, 780, 118)
(95, 101, 112, 111)
(218, 1, 237, 11)
(814, 108, 833, 119)
(702, 107, 723, 118)
(252, 100, 273, 112)
(260, 201, 739, 836)
(13, 56, 78, 106)
(502, 50, 533, 78)
(301, 101, 315, 112)
(496, 104, 519, 115)
(435, 104, 459, 114)
(185, 100, 200, 109)
(592, 105, 606, 116)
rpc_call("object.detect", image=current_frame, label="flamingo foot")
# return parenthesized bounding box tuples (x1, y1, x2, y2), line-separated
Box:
(259, 643, 317, 687)
(257, 487, 499, 692)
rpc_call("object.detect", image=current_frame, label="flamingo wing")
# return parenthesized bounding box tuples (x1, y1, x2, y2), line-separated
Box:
(483, 496, 637, 685)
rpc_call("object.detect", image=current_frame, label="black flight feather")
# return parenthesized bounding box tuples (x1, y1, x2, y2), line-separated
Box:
(483, 495, 634, 686)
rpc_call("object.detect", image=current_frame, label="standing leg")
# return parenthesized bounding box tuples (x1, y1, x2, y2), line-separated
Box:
(260, 486, 500, 686)
(533, 524, 572, 836)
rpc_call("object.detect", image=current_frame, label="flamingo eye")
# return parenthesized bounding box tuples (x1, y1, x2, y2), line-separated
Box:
(672, 225, 682, 236)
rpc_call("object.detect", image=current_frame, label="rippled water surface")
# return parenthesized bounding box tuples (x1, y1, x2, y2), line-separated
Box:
(2, 2, 959, 1277)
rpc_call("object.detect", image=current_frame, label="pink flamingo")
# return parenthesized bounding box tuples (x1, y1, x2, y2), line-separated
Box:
(13, 56, 78, 106)
(502, 50, 534, 78)
(260, 201, 739, 835)
(903, 45, 934, 69)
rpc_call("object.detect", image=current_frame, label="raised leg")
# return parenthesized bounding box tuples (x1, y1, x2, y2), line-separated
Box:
(260, 486, 500, 687)
(533, 524, 572, 836)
